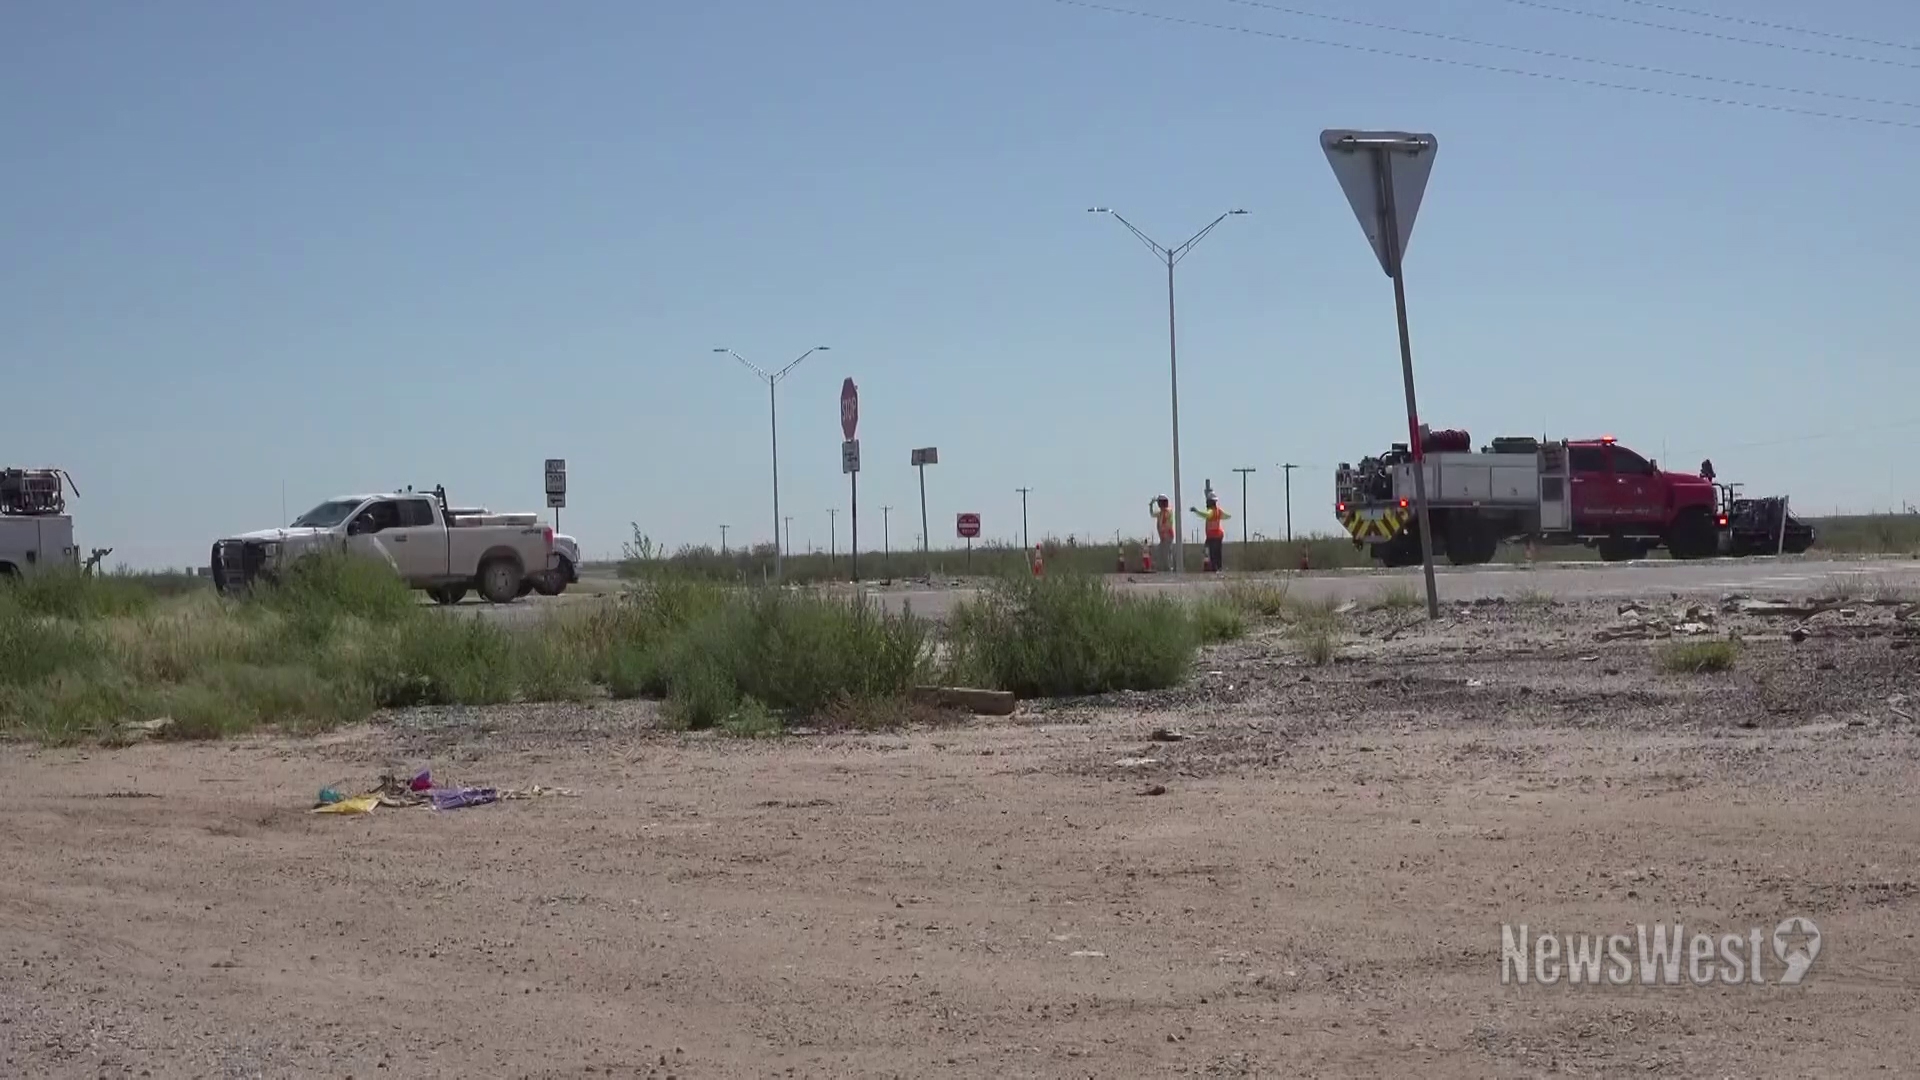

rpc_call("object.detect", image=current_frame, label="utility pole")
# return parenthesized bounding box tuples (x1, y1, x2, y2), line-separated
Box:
(783, 516, 793, 563)
(882, 505, 892, 576)
(719, 524, 729, 555)
(1232, 467, 1256, 545)
(714, 344, 829, 583)
(1280, 463, 1297, 542)
(827, 508, 838, 571)
(1015, 487, 1033, 551)
(1088, 205, 1248, 573)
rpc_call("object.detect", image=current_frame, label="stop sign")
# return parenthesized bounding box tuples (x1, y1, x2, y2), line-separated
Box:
(840, 378, 858, 441)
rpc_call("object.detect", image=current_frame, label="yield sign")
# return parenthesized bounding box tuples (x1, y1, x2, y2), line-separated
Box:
(840, 377, 859, 441)
(1320, 130, 1438, 277)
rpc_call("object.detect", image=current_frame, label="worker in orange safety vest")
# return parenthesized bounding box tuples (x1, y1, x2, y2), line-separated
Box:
(1148, 494, 1175, 572)
(1191, 493, 1230, 571)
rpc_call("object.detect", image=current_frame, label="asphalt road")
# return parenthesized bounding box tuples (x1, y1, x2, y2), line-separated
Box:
(446, 555, 1919, 623)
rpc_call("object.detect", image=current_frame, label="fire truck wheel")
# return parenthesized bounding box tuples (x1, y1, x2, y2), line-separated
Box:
(1665, 508, 1719, 561)
(1444, 516, 1499, 566)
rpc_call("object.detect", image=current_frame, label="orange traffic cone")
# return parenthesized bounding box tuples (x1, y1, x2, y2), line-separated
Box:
(1202, 553, 1213, 573)
(1141, 546, 1153, 573)
(1031, 544, 1044, 577)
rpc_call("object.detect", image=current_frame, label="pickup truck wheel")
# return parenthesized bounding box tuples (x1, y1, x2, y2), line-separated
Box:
(430, 585, 468, 605)
(1665, 508, 1719, 561)
(477, 559, 524, 604)
(516, 579, 534, 599)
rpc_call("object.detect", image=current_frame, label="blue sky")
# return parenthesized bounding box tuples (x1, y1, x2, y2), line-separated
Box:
(5, 0, 1917, 568)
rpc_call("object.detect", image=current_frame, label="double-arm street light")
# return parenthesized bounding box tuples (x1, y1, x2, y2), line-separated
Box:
(715, 344, 829, 583)
(1088, 206, 1248, 573)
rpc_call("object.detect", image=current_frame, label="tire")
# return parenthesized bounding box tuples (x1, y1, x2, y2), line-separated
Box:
(1445, 515, 1498, 567)
(1597, 539, 1638, 563)
(477, 559, 523, 604)
(1664, 508, 1719, 561)
(430, 585, 468, 605)
(516, 579, 534, 599)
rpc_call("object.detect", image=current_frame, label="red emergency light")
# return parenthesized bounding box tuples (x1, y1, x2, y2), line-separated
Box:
(1336, 501, 1347, 513)
(1398, 498, 1409, 509)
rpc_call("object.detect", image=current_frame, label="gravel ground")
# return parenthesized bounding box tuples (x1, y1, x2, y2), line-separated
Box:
(3, 592, 1917, 1077)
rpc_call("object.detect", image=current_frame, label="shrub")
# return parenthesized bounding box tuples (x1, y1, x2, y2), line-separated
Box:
(1188, 596, 1247, 643)
(252, 552, 417, 625)
(3, 568, 158, 620)
(943, 573, 1199, 697)
(1657, 639, 1738, 674)
(1223, 580, 1292, 620)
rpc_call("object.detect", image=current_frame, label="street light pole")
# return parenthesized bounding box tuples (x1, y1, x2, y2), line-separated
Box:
(1280, 463, 1297, 542)
(1015, 487, 1032, 551)
(827, 508, 837, 571)
(715, 345, 829, 583)
(1232, 467, 1256, 545)
(1088, 206, 1247, 574)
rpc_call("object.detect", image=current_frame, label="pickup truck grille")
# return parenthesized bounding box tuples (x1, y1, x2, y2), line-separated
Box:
(210, 540, 266, 595)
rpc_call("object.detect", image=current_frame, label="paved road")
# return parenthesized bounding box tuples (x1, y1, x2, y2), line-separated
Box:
(447, 555, 1918, 623)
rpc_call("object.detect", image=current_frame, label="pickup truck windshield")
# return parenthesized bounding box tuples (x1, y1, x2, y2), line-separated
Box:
(290, 499, 363, 528)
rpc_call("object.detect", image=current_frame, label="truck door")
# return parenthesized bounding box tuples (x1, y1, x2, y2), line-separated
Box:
(392, 497, 446, 580)
(1567, 444, 1612, 528)
(1607, 446, 1663, 530)
(344, 499, 406, 573)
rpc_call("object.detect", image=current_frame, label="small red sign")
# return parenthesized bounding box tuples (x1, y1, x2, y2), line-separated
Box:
(840, 378, 859, 441)
(955, 512, 981, 539)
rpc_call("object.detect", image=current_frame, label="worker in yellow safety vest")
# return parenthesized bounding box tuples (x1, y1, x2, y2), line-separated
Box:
(1148, 494, 1174, 572)
(1191, 494, 1230, 571)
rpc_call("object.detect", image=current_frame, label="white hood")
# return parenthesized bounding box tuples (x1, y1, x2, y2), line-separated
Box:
(228, 526, 332, 543)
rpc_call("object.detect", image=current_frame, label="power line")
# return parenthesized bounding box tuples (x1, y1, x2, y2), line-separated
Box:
(1215, 0, 1920, 111)
(1604, 0, 1920, 54)
(1047, 0, 1920, 130)
(1501, 0, 1920, 71)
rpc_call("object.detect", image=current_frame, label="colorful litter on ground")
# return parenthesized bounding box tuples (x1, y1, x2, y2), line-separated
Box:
(310, 769, 576, 815)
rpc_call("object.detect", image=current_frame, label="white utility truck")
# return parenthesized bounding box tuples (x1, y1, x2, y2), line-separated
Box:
(0, 468, 81, 579)
(211, 485, 552, 604)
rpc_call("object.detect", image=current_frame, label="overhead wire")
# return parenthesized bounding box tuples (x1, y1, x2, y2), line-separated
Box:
(1046, 0, 1920, 130)
(1603, 0, 1920, 54)
(1215, 0, 1920, 111)
(1500, 0, 1920, 70)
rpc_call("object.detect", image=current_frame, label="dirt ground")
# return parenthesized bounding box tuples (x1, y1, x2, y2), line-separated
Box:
(4, 594, 1918, 1078)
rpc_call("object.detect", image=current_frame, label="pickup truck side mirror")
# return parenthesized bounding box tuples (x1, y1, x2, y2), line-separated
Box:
(347, 516, 369, 536)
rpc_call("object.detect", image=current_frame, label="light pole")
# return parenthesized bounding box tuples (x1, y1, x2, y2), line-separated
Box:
(1232, 467, 1256, 545)
(1280, 463, 1297, 542)
(1088, 206, 1248, 573)
(1016, 486, 1032, 551)
(715, 344, 829, 583)
(827, 508, 838, 571)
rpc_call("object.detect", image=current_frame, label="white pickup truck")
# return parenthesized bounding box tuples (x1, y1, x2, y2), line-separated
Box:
(211, 488, 552, 605)
(447, 507, 578, 596)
